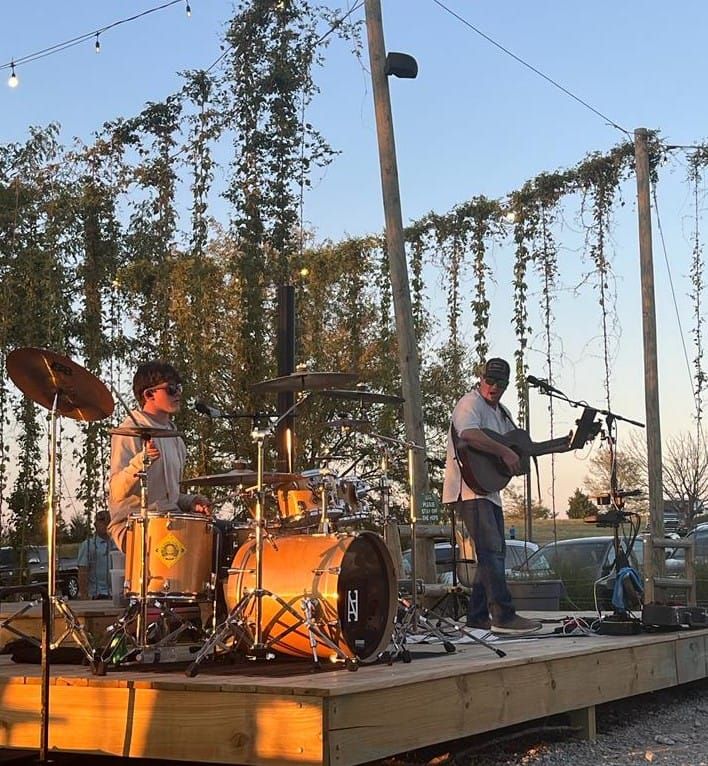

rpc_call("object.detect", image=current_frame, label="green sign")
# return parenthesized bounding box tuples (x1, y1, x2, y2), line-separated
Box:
(418, 491, 443, 524)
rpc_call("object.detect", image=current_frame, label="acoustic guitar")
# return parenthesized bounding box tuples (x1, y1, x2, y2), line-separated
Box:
(454, 407, 600, 494)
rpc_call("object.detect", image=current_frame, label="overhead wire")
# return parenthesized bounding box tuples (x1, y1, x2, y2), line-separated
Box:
(651, 180, 707, 441)
(429, 0, 631, 138)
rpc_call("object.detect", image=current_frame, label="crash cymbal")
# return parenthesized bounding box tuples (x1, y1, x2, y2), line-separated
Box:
(327, 418, 371, 431)
(6, 347, 114, 422)
(319, 388, 405, 405)
(181, 469, 300, 488)
(252, 371, 358, 394)
(110, 427, 183, 440)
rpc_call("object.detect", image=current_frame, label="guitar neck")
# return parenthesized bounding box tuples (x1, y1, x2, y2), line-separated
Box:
(528, 435, 572, 457)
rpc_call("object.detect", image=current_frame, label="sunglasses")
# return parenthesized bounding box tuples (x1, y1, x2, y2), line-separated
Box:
(483, 377, 508, 389)
(147, 382, 183, 397)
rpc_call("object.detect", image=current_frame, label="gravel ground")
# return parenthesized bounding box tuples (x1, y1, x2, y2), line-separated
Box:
(380, 678, 708, 766)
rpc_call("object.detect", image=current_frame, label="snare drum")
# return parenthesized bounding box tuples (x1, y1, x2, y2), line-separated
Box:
(125, 512, 214, 600)
(225, 531, 396, 662)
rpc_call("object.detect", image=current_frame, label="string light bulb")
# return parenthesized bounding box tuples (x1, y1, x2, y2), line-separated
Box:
(8, 61, 18, 88)
(185, 1, 192, 17)
(95, 33, 101, 53)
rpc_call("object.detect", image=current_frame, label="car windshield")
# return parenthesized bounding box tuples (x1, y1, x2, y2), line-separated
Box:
(521, 549, 554, 573)
(0, 548, 14, 566)
(536, 540, 611, 574)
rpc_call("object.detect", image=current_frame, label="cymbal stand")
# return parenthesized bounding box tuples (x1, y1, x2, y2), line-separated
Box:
(2, 394, 96, 665)
(316, 469, 336, 534)
(378, 445, 397, 552)
(367, 433, 504, 661)
(97, 435, 206, 672)
(186, 399, 358, 676)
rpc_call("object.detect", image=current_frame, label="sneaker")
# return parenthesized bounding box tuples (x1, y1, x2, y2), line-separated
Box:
(491, 615, 542, 635)
(465, 617, 492, 630)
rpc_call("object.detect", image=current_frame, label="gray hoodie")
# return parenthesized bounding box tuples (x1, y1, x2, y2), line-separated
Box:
(107, 409, 195, 551)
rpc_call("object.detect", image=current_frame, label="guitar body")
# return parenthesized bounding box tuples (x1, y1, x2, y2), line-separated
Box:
(456, 428, 571, 494)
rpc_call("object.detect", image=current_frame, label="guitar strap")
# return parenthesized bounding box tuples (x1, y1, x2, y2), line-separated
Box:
(450, 394, 539, 501)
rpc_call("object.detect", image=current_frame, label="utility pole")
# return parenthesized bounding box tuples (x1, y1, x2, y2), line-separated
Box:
(364, 0, 429, 502)
(634, 127, 664, 602)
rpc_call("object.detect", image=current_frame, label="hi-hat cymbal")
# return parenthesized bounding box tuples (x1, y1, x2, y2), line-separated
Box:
(319, 388, 405, 405)
(181, 469, 300, 488)
(327, 418, 371, 432)
(6, 347, 114, 422)
(252, 371, 358, 394)
(110, 427, 183, 440)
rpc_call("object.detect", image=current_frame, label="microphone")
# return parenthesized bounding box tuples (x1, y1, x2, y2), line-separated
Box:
(195, 401, 277, 422)
(195, 401, 223, 418)
(526, 375, 565, 396)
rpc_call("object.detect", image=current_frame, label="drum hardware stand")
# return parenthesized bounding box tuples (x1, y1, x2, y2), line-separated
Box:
(185, 402, 359, 676)
(316, 469, 337, 534)
(1, 393, 96, 667)
(365, 434, 505, 661)
(95, 426, 205, 674)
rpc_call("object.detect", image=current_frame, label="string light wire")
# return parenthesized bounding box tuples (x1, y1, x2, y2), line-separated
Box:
(429, 0, 631, 137)
(1, 0, 184, 74)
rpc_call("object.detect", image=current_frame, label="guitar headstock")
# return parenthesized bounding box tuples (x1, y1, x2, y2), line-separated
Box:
(569, 407, 602, 450)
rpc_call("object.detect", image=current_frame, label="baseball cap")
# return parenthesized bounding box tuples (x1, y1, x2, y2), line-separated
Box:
(482, 358, 510, 383)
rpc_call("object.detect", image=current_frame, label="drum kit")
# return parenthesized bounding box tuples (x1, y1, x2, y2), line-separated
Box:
(3, 348, 501, 675)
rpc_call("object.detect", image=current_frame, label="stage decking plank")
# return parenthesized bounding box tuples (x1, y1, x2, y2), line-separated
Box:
(1, 625, 707, 766)
(325, 632, 699, 765)
(0, 683, 325, 765)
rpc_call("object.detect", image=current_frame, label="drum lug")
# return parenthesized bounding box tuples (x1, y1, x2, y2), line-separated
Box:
(312, 566, 341, 575)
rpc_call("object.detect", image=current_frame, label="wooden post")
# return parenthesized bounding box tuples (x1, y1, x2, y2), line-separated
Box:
(634, 127, 664, 602)
(364, 0, 429, 509)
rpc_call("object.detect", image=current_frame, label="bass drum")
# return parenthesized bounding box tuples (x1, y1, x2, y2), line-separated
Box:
(225, 531, 396, 662)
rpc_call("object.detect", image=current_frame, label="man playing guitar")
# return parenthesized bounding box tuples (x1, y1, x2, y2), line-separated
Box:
(442, 357, 542, 635)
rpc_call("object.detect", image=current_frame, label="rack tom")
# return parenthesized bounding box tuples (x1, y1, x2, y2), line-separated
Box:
(124, 511, 214, 601)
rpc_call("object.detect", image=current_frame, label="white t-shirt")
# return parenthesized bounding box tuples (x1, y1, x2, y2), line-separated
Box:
(442, 387, 515, 506)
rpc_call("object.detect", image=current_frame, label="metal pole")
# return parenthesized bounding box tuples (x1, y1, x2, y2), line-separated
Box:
(276, 285, 295, 472)
(634, 127, 664, 599)
(524, 382, 533, 542)
(364, 0, 429, 501)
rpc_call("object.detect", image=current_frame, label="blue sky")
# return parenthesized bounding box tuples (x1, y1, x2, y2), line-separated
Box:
(3, 1, 708, 510)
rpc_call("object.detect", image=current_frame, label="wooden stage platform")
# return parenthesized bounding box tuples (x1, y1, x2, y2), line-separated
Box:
(1, 601, 707, 765)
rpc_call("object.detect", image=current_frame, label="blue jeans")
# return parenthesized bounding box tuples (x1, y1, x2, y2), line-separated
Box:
(457, 498, 516, 625)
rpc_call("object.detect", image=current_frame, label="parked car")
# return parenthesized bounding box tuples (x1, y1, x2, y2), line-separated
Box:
(665, 524, 708, 604)
(515, 536, 645, 611)
(0, 545, 80, 600)
(402, 538, 539, 583)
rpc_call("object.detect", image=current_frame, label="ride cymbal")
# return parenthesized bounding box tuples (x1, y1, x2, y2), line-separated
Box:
(252, 371, 358, 394)
(319, 388, 405, 405)
(6, 347, 114, 422)
(110, 427, 183, 440)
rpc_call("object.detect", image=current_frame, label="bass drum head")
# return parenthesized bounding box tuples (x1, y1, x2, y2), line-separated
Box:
(336, 533, 396, 661)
